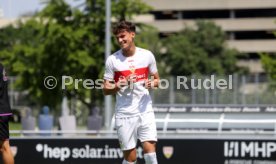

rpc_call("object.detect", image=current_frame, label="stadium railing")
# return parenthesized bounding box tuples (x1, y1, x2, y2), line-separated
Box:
(153, 104, 276, 134)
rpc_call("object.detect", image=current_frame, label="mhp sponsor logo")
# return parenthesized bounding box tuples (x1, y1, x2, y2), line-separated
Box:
(224, 141, 276, 158)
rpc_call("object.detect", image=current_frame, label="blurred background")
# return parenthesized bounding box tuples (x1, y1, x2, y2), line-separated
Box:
(0, 0, 276, 164)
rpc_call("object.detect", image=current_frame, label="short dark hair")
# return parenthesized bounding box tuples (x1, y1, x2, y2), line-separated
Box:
(112, 20, 136, 35)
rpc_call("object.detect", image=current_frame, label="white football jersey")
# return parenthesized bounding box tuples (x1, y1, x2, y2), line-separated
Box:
(104, 47, 158, 118)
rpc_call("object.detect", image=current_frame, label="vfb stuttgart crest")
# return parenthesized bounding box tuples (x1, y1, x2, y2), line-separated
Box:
(162, 146, 174, 159)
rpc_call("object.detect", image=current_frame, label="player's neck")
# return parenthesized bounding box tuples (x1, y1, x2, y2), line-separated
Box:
(122, 44, 136, 57)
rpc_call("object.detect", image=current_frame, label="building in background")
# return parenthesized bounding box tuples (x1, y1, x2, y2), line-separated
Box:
(1, 0, 276, 73)
(139, 0, 276, 73)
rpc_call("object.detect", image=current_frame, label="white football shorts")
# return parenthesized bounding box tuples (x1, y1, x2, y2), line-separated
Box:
(115, 112, 157, 150)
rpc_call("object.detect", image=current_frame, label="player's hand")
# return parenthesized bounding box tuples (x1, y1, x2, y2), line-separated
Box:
(116, 74, 137, 89)
(144, 79, 154, 89)
(116, 76, 128, 88)
(126, 74, 137, 84)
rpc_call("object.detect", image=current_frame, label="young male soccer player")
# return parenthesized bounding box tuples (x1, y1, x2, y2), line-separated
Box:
(103, 20, 159, 164)
(0, 63, 14, 164)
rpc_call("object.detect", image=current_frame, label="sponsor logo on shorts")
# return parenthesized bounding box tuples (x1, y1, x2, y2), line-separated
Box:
(162, 146, 174, 159)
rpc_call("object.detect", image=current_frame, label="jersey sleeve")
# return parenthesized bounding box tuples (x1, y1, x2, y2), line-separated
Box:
(103, 56, 114, 81)
(148, 52, 158, 74)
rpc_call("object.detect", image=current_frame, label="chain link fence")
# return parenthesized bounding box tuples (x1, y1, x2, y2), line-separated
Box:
(7, 74, 276, 109)
(150, 74, 276, 105)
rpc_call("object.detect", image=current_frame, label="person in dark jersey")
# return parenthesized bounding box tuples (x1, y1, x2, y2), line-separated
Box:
(0, 63, 14, 164)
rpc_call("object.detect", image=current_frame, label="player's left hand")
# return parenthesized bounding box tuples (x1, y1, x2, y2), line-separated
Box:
(144, 79, 154, 89)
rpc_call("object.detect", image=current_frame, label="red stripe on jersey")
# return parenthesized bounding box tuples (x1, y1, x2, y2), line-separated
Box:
(114, 67, 149, 82)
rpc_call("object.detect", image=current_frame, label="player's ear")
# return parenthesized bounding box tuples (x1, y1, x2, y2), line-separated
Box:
(131, 32, 135, 38)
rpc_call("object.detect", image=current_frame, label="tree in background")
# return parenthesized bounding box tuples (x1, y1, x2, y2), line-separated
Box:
(261, 31, 276, 88)
(134, 25, 167, 75)
(0, 0, 152, 112)
(161, 20, 247, 76)
(1, 2, 253, 113)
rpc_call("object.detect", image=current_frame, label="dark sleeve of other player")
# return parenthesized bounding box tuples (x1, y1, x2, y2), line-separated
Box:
(0, 63, 3, 89)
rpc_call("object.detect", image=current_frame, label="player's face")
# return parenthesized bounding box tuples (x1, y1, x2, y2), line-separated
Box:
(115, 30, 135, 50)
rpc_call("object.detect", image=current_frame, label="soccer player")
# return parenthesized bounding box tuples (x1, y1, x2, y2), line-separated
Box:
(103, 20, 159, 164)
(0, 63, 14, 164)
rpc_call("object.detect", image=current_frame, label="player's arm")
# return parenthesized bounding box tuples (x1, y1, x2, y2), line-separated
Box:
(103, 79, 120, 95)
(103, 56, 123, 95)
(145, 51, 160, 89)
(145, 72, 160, 89)
(103, 76, 130, 95)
